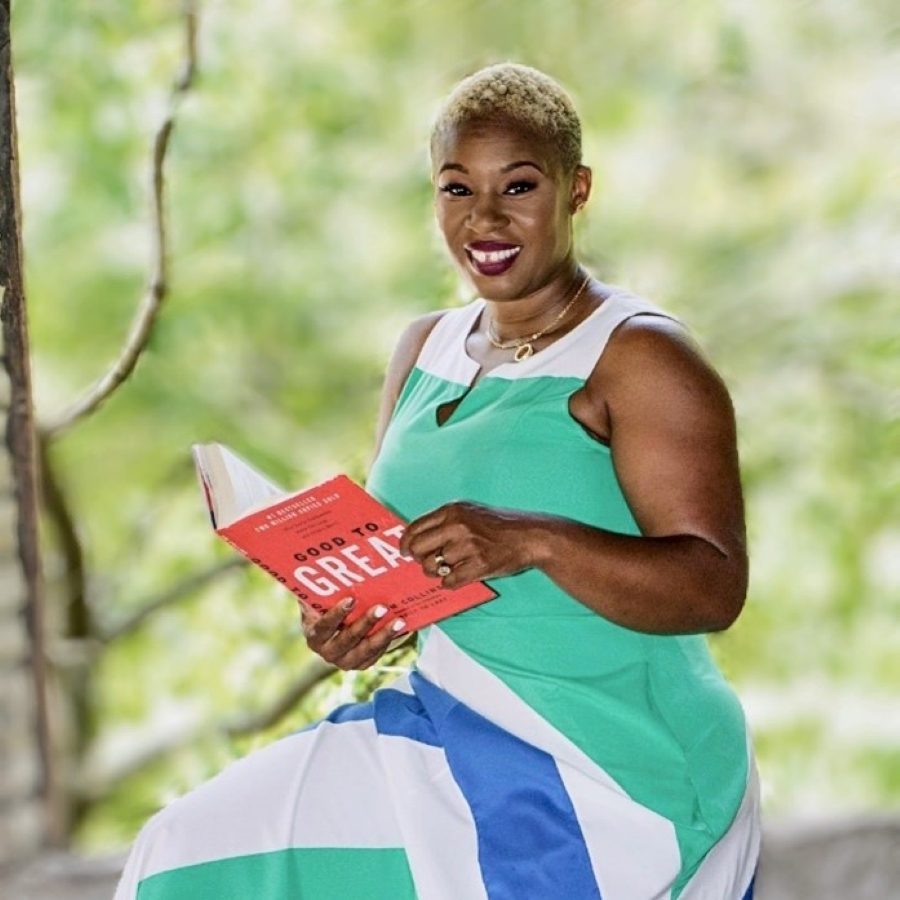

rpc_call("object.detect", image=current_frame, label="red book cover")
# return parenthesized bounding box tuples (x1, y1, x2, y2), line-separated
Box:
(204, 471, 496, 635)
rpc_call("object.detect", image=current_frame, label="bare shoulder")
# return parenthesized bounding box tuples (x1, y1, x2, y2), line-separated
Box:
(598, 313, 734, 414)
(372, 310, 448, 458)
(389, 309, 448, 372)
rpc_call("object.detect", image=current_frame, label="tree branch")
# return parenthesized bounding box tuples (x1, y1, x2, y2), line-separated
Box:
(36, 434, 89, 641)
(99, 556, 247, 644)
(40, 1, 200, 440)
(76, 655, 337, 802)
(225, 656, 336, 737)
(109, 455, 195, 567)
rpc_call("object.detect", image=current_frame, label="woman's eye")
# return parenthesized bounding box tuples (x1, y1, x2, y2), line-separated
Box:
(439, 183, 471, 197)
(505, 180, 537, 195)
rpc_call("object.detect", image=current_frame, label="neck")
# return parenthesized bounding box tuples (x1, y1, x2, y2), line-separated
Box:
(486, 260, 584, 338)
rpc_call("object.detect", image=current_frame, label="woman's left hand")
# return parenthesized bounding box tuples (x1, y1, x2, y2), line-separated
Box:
(398, 501, 541, 588)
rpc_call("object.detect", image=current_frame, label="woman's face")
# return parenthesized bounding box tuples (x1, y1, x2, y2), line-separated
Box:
(432, 119, 590, 301)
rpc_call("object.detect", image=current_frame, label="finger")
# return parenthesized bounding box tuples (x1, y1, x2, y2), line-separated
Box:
(332, 618, 402, 670)
(399, 506, 451, 556)
(427, 545, 460, 579)
(406, 522, 456, 565)
(304, 596, 354, 648)
(321, 602, 392, 660)
(334, 616, 407, 671)
(299, 605, 321, 634)
(437, 556, 481, 589)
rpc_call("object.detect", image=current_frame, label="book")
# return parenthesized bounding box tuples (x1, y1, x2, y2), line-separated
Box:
(191, 442, 497, 635)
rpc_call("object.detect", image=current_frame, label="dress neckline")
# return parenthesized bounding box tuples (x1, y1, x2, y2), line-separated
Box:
(459, 282, 625, 385)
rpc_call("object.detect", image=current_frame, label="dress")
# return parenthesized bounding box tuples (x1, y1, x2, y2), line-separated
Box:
(115, 285, 760, 900)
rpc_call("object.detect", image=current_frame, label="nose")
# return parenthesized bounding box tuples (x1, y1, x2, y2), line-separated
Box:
(466, 192, 509, 233)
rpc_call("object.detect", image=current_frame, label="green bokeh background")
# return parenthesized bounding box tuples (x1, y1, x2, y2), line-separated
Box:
(12, 0, 899, 849)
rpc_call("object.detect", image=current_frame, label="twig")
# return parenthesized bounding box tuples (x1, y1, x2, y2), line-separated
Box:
(225, 656, 336, 737)
(110, 455, 195, 564)
(100, 556, 247, 643)
(76, 655, 337, 801)
(40, 1, 200, 440)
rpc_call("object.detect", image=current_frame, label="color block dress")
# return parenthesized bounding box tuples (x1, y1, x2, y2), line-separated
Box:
(115, 286, 761, 900)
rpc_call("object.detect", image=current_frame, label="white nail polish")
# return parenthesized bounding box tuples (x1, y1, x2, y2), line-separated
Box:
(391, 619, 406, 633)
(373, 605, 388, 618)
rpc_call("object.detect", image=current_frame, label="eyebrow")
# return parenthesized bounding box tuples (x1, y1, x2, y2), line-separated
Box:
(438, 160, 545, 175)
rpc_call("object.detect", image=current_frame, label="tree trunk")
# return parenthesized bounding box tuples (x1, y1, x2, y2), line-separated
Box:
(0, 0, 58, 867)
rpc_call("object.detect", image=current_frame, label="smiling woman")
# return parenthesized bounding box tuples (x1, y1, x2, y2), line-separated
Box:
(430, 64, 586, 299)
(115, 63, 760, 900)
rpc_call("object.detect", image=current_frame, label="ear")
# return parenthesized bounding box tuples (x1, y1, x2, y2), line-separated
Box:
(569, 164, 592, 213)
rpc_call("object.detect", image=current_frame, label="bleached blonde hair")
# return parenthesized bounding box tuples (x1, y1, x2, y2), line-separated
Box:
(430, 63, 582, 173)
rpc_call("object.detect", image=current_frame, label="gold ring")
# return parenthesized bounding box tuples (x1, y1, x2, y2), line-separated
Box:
(434, 552, 452, 578)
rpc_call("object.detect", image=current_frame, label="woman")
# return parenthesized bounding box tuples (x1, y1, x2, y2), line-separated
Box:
(116, 64, 759, 900)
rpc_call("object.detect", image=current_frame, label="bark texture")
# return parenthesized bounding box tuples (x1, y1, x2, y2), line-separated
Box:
(0, 0, 56, 867)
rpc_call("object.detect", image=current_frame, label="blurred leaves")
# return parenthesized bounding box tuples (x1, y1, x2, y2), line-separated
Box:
(11, 0, 899, 847)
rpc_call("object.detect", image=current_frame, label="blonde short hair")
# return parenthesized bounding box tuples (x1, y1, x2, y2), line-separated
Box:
(430, 63, 582, 173)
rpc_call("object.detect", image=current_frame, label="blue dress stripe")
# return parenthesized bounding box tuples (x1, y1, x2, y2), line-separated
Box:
(411, 673, 603, 900)
(322, 686, 441, 747)
(741, 871, 756, 899)
(314, 674, 604, 899)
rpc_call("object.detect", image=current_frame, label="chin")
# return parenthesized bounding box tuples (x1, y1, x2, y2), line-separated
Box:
(457, 265, 524, 300)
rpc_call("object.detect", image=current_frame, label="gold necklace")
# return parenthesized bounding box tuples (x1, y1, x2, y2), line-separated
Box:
(486, 272, 591, 362)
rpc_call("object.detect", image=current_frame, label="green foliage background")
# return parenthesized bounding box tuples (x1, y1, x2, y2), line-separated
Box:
(12, 0, 899, 849)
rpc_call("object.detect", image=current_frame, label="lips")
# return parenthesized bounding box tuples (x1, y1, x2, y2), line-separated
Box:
(464, 241, 522, 277)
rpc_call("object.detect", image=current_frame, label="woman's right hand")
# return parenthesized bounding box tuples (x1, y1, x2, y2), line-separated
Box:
(300, 597, 406, 671)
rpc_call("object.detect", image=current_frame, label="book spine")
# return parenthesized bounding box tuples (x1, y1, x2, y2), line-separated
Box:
(216, 526, 314, 612)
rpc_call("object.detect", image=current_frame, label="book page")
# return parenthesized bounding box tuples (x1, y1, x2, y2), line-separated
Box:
(195, 443, 288, 527)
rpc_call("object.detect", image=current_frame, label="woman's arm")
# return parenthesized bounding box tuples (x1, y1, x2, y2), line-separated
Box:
(400, 316, 748, 636)
(370, 310, 446, 463)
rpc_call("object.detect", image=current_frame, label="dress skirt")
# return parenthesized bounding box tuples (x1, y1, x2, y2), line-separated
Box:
(114, 628, 760, 900)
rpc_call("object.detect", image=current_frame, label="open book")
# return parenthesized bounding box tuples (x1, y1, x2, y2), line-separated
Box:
(191, 443, 497, 635)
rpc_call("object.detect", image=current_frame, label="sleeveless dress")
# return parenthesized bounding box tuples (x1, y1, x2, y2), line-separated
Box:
(115, 285, 760, 900)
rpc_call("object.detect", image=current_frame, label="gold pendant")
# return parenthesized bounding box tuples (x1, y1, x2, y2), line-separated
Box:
(514, 343, 534, 362)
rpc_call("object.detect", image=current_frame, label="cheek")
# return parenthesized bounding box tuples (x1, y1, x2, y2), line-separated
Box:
(435, 204, 464, 247)
(520, 199, 565, 243)
(544, 198, 572, 247)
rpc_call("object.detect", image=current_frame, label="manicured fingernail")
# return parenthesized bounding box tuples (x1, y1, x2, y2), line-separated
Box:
(373, 605, 388, 618)
(391, 619, 406, 633)
(341, 597, 355, 610)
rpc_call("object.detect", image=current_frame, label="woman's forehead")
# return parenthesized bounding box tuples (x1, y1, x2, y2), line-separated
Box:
(433, 120, 560, 173)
